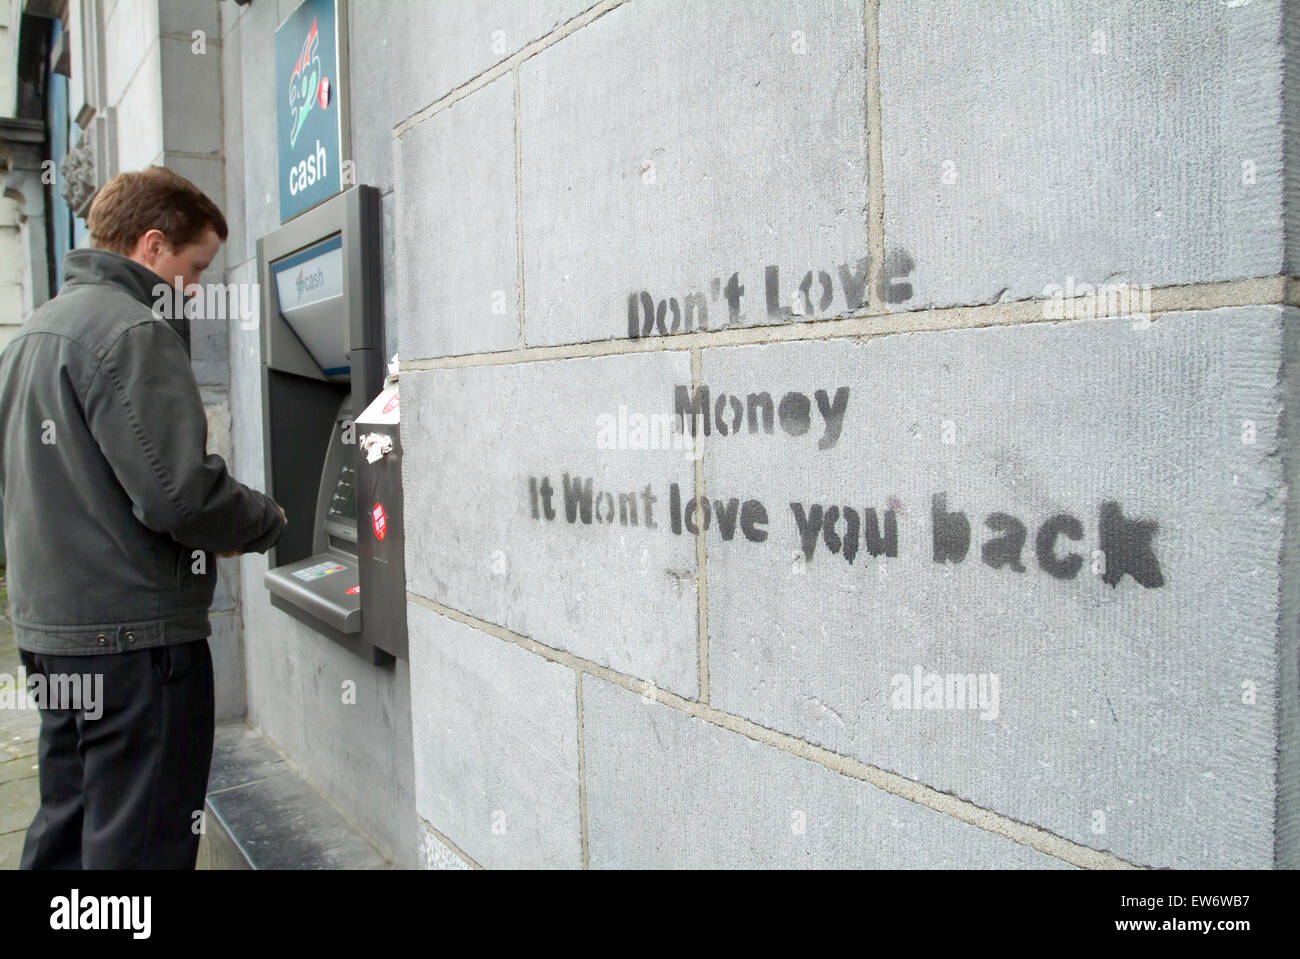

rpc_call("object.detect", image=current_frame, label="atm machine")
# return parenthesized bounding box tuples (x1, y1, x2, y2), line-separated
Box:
(256, 185, 404, 665)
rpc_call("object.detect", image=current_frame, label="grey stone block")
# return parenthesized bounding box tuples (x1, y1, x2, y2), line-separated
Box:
(212, 554, 238, 612)
(220, 0, 246, 40)
(200, 392, 232, 463)
(417, 817, 472, 870)
(700, 307, 1297, 868)
(189, 259, 231, 384)
(345, 8, 396, 193)
(518, 0, 870, 347)
(114, 53, 163, 172)
(196, 816, 249, 870)
(237, 0, 282, 250)
(1278, 304, 1300, 869)
(245, 611, 409, 865)
(290, 615, 416, 866)
(348, 0, 592, 190)
(209, 611, 245, 721)
(401, 351, 700, 696)
(205, 767, 390, 868)
(159, 0, 220, 40)
(104, 0, 159, 108)
(393, 75, 519, 359)
(381, 190, 397, 363)
(351, 0, 567, 194)
(407, 603, 580, 869)
(388, 657, 418, 868)
(239, 551, 306, 763)
(225, 258, 264, 489)
(879, 0, 1290, 309)
(221, 14, 246, 267)
(1285, 0, 1300, 277)
(160, 36, 222, 156)
(208, 721, 286, 793)
(582, 674, 1071, 868)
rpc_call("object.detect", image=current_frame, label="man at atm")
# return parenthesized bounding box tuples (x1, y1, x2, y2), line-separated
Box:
(0, 166, 287, 868)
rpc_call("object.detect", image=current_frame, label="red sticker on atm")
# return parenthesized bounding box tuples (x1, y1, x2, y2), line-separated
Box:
(382, 392, 399, 414)
(346, 584, 360, 595)
(372, 503, 387, 540)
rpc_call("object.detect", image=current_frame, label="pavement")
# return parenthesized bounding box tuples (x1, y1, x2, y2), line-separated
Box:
(0, 569, 41, 869)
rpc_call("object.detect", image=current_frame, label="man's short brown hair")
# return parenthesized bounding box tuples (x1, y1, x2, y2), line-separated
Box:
(87, 166, 228, 256)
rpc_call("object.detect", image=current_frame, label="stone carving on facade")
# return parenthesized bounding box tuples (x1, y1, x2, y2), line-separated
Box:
(59, 126, 98, 217)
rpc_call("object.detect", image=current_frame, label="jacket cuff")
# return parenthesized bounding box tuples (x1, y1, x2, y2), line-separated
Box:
(243, 496, 287, 554)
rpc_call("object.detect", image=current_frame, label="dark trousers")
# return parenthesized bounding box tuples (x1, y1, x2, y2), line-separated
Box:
(17, 639, 214, 869)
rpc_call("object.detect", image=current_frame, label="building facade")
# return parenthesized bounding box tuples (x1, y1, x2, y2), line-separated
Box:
(2, 0, 1298, 869)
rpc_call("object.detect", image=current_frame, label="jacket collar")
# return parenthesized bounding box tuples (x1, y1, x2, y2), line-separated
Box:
(61, 248, 191, 355)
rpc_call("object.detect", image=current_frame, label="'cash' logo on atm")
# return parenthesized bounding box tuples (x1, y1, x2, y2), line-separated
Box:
(295, 265, 326, 301)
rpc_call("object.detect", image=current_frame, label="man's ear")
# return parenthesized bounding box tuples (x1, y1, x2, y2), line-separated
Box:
(136, 228, 169, 265)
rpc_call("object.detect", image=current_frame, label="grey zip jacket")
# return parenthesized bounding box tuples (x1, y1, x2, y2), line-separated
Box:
(0, 248, 286, 655)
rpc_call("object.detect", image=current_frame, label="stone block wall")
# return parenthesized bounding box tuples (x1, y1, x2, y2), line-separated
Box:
(388, 0, 1299, 869)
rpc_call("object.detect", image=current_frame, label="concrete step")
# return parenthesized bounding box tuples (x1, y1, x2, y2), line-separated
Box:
(198, 721, 392, 870)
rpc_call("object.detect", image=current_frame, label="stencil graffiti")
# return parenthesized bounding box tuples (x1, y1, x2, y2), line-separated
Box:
(674, 384, 851, 449)
(525, 474, 1164, 590)
(529, 369, 1166, 591)
(626, 249, 916, 339)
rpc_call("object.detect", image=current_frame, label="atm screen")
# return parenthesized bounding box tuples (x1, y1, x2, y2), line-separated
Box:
(271, 234, 349, 378)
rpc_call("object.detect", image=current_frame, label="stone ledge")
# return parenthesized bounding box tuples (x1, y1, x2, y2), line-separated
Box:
(198, 721, 392, 870)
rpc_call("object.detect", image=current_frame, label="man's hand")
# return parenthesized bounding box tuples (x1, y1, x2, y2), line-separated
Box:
(216, 506, 286, 558)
